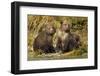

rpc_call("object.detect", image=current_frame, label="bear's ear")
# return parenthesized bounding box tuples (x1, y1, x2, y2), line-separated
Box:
(39, 24, 48, 32)
(38, 26, 46, 32)
(42, 27, 46, 31)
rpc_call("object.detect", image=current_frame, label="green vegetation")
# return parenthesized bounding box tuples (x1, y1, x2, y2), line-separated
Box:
(27, 15, 88, 60)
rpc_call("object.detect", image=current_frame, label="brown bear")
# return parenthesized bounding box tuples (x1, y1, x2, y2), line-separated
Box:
(55, 20, 81, 53)
(33, 23, 56, 54)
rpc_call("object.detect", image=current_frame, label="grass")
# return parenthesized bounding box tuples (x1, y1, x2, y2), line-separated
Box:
(28, 50, 87, 61)
(27, 15, 88, 61)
